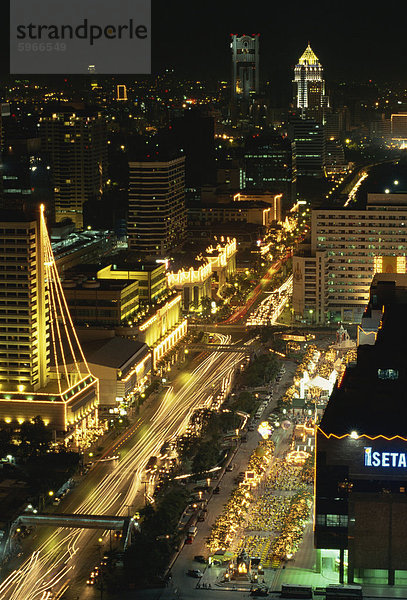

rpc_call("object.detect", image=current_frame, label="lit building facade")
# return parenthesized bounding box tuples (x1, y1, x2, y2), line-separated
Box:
(128, 156, 187, 256)
(97, 262, 167, 303)
(81, 337, 151, 418)
(62, 278, 140, 327)
(135, 293, 187, 369)
(167, 238, 237, 307)
(293, 44, 328, 112)
(0, 207, 98, 443)
(292, 194, 407, 324)
(167, 262, 213, 309)
(39, 107, 108, 229)
(391, 113, 407, 145)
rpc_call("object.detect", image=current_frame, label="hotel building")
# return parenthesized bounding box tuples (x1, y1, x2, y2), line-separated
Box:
(292, 194, 407, 324)
(0, 206, 98, 444)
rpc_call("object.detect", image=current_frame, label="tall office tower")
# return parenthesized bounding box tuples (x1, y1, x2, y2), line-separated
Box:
(128, 156, 187, 256)
(244, 133, 292, 200)
(39, 105, 108, 230)
(231, 34, 260, 104)
(0, 205, 98, 439)
(293, 43, 329, 113)
(291, 117, 325, 179)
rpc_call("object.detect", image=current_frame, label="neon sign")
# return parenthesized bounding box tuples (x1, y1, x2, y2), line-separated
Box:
(364, 447, 407, 468)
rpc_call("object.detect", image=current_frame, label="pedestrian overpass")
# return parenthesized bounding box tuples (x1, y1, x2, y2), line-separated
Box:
(3, 512, 138, 559)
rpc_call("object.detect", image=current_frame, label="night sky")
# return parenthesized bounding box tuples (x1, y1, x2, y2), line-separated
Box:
(1, 1, 407, 85)
(151, 1, 407, 84)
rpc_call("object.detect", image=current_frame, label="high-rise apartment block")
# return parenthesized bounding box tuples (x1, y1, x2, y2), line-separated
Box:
(128, 156, 187, 256)
(231, 34, 259, 103)
(293, 194, 407, 324)
(39, 106, 108, 230)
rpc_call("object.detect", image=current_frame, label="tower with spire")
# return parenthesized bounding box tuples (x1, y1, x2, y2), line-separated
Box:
(293, 43, 329, 113)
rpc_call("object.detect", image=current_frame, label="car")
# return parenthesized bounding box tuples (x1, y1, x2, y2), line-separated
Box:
(226, 463, 235, 472)
(194, 555, 207, 563)
(187, 569, 203, 578)
(250, 586, 269, 596)
(213, 486, 220, 494)
(86, 577, 96, 586)
(185, 536, 194, 544)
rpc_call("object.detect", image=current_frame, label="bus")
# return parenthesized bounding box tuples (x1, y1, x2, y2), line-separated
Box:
(281, 583, 313, 598)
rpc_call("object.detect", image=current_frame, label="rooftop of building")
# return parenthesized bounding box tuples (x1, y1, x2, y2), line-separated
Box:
(62, 278, 138, 292)
(0, 206, 39, 223)
(320, 274, 407, 438)
(298, 43, 320, 66)
(63, 259, 165, 280)
(190, 201, 275, 210)
(82, 336, 149, 370)
(41, 102, 102, 118)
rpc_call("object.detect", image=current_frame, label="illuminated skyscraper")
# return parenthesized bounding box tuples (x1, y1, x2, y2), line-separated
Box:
(293, 43, 328, 112)
(231, 34, 259, 103)
(0, 206, 98, 441)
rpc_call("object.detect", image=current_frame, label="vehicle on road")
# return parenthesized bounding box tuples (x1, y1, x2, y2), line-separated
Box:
(187, 569, 203, 578)
(194, 555, 207, 563)
(185, 536, 194, 544)
(213, 486, 220, 494)
(250, 586, 269, 596)
(146, 455, 158, 472)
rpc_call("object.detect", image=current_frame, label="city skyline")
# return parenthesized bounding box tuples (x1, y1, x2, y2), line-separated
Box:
(1, 2, 407, 83)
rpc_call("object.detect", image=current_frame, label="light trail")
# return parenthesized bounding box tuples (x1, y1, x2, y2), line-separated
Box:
(0, 336, 249, 600)
(246, 274, 293, 326)
(344, 171, 368, 207)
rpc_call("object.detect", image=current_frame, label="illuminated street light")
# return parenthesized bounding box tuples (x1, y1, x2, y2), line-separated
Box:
(350, 431, 359, 439)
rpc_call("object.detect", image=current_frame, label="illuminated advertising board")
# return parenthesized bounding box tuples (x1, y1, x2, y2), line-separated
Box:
(364, 446, 407, 468)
